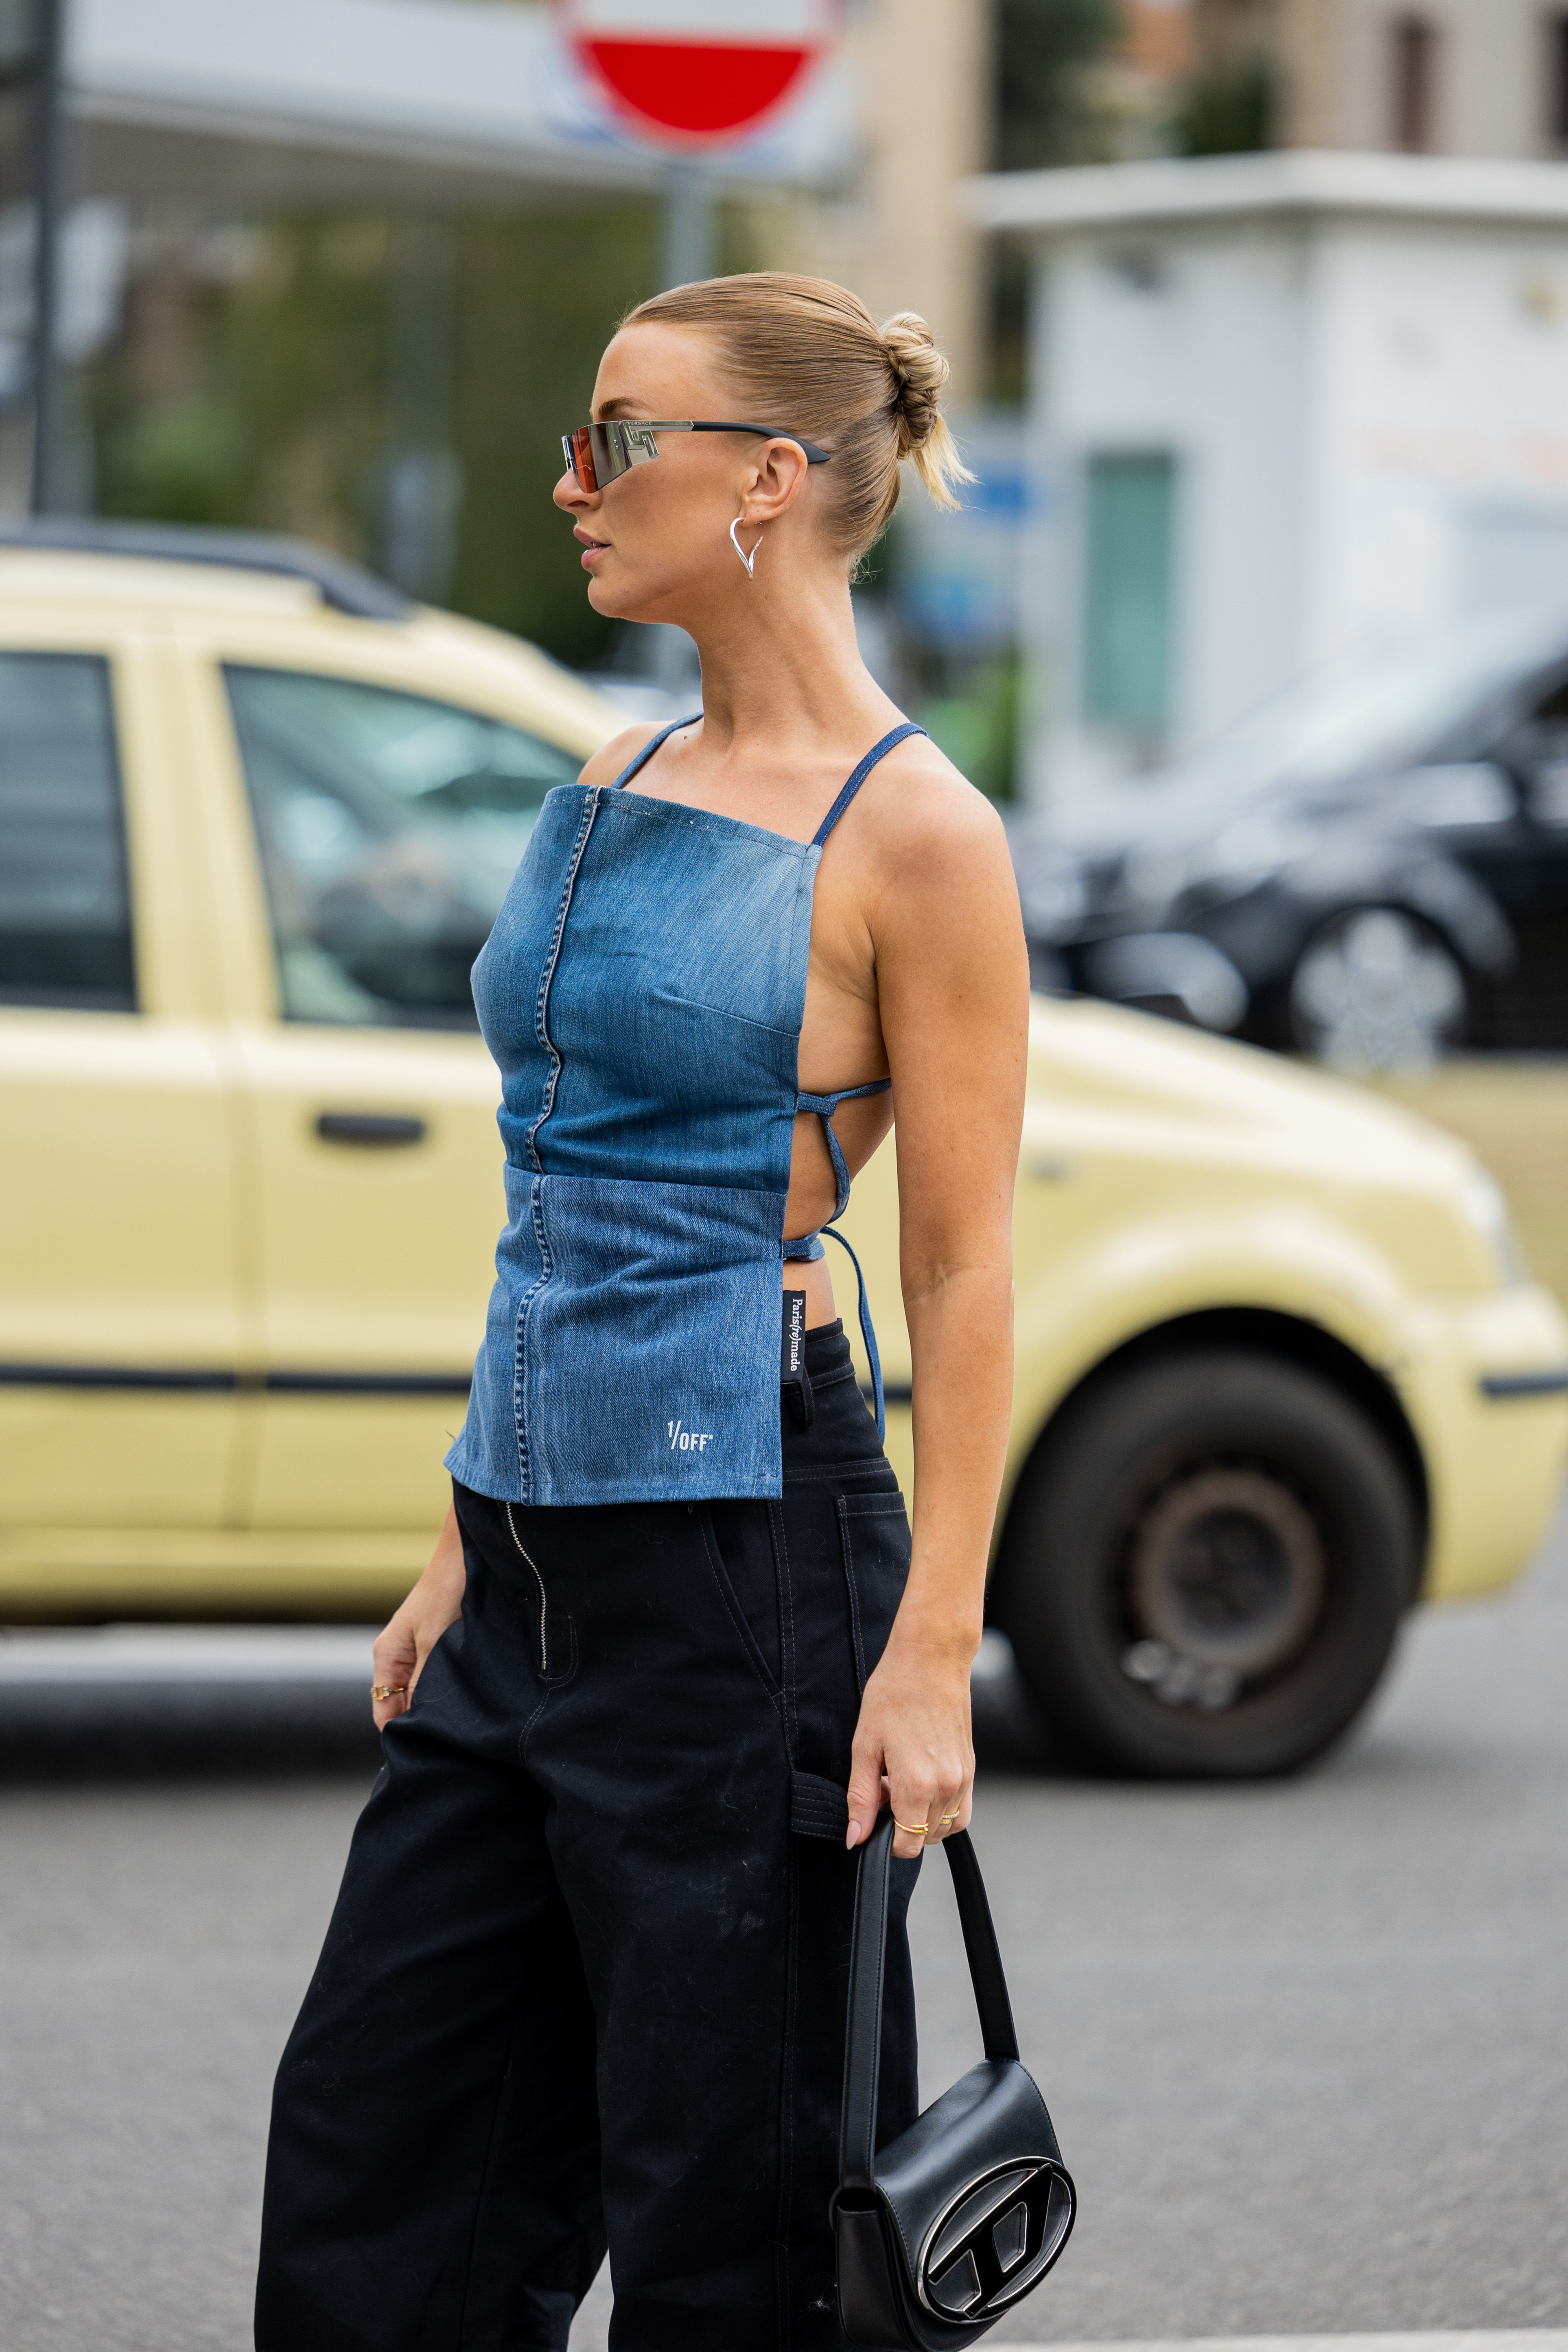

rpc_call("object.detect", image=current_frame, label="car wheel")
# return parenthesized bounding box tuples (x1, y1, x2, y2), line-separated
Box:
(991, 1351, 1416, 1778)
(1288, 904, 1467, 1068)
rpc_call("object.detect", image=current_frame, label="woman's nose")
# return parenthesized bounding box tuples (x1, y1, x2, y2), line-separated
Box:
(553, 468, 596, 514)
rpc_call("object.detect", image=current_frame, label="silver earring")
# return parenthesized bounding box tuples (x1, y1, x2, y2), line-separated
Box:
(730, 516, 760, 578)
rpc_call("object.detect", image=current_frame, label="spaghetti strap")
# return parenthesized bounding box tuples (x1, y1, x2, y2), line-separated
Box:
(610, 713, 702, 791)
(810, 721, 926, 849)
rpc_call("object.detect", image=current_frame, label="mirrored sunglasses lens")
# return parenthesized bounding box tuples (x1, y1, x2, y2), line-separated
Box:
(591, 422, 629, 484)
(566, 427, 598, 492)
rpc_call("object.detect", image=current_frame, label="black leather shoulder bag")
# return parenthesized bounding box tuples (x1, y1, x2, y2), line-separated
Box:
(833, 1813, 1076, 2348)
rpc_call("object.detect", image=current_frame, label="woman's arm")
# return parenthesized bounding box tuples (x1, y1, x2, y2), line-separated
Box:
(843, 774, 1029, 1860)
(371, 1502, 467, 1730)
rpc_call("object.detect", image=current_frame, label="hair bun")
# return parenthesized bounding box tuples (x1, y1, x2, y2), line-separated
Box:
(624, 271, 974, 547)
(879, 310, 949, 454)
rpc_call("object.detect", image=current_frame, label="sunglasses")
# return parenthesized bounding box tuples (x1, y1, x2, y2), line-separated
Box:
(561, 418, 833, 494)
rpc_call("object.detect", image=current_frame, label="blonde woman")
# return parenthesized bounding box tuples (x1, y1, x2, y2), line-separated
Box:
(256, 273, 1029, 2351)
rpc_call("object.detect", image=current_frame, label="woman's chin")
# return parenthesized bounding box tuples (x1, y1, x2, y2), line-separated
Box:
(586, 571, 637, 619)
(586, 574, 675, 627)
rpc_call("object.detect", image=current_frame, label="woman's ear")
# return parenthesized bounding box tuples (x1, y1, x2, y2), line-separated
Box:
(738, 437, 812, 527)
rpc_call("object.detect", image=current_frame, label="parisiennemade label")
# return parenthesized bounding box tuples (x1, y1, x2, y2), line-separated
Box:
(781, 1288, 807, 1382)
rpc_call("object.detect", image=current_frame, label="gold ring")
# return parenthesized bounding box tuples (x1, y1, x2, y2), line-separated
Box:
(939, 1812, 960, 1825)
(371, 1684, 408, 1701)
(892, 1817, 929, 1838)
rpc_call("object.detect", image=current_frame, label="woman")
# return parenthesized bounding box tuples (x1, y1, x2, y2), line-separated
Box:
(256, 272, 1029, 2352)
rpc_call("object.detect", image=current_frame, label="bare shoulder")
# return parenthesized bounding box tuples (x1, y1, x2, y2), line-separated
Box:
(862, 731, 1015, 888)
(577, 721, 664, 789)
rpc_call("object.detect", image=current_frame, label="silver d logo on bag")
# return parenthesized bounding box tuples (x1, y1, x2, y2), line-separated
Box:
(918, 2160, 1075, 2321)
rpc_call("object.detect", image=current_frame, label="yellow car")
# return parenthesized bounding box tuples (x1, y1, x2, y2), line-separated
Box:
(2, 523, 1566, 1777)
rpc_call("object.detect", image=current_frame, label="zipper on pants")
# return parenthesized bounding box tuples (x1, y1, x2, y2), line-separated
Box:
(503, 1502, 549, 1676)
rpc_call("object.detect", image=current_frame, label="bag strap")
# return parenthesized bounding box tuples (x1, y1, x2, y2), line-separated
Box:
(838, 1812, 1019, 2193)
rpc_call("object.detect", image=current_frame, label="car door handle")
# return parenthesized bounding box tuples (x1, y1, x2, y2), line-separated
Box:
(315, 1111, 428, 1148)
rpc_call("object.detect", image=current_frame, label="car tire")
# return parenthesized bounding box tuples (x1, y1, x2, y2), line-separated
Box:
(1288, 904, 1468, 1068)
(991, 1350, 1416, 1778)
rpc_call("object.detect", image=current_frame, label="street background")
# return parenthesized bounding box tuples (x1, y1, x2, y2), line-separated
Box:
(5, 1, 1568, 2345)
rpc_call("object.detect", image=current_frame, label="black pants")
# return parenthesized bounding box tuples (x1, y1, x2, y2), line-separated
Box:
(255, 1323, 918, 2352)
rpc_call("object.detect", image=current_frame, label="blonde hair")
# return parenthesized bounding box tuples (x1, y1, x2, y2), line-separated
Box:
(621, 271, 973, 566)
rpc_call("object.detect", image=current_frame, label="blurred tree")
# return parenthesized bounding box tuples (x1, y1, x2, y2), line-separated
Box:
(448, 204, 658, 667)
(995, 0, 1125, 171)
(90, 199, 666, 668)
(101, 395, 250, 524)
(1177, 0, 1279, 155)
(1175, 49, 1276, 151)
(94, 214, 394, 551)
(989, 0, 1125, 398)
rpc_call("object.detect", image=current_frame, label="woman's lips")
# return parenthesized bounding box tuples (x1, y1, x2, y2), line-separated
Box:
(575, 530, 609, 568)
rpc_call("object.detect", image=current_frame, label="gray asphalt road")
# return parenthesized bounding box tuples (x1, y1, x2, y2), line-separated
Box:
(1, 1496, 1566, 2352)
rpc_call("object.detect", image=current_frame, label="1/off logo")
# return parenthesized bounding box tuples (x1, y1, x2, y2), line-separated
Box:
(667, 1420, 715, 1454)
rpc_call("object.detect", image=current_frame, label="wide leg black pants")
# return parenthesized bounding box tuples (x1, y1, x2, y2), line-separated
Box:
(255, 1324, 918, 2352)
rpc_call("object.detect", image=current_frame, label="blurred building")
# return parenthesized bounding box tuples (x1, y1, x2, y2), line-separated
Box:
(1196, 0, 1568, 158)
(971, 150, 1568, 808)
(2, 0, 891, 667)
(4, 0, 996, 681)
(754, 0, 991, 397)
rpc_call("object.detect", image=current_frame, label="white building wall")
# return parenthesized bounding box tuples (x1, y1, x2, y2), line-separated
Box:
(1307, 219, 1568, 659)
(1025, 223, 1313, 807)
(1020, 194, 1568, 812)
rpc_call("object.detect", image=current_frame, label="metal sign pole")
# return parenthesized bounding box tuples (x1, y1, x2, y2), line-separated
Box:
(660, 156, 715, 291)
(30, 0, 66, 516)
(651, 152, 714, 694)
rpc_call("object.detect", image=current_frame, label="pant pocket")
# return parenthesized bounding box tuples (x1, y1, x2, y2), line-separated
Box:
(836, 1490, 912, 1691)
(699, 1502, 784, 1703)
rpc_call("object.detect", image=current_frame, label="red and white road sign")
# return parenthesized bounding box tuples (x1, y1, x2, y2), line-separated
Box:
(558, 2, 840, 143)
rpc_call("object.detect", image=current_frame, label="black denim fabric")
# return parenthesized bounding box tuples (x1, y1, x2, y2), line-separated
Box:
(254, 1324, 919, 2352)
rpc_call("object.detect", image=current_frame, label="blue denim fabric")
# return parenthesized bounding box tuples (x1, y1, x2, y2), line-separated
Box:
(445, 719, 923, 1506)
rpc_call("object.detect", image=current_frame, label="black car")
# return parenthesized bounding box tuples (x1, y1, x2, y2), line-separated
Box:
(1011, 608, 1568, 1064)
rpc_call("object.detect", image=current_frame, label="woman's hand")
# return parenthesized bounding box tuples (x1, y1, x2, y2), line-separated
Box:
(846, 1624, 977, 1860)
(371, 1503, 466, 1730)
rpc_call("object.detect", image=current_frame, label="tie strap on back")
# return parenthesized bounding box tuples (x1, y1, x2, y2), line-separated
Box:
(788, 1079, 894, 1439)
(794, 1078, 892, 1217)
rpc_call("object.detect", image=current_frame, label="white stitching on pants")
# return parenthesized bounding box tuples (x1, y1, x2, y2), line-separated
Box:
(503, 1501, 549, 1676)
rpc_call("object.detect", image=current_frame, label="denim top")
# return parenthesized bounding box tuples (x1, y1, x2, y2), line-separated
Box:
(444, 716, 925, 1506)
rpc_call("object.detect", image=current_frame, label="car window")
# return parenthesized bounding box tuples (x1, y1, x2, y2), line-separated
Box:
(225, 667, 582, 1027)
(0, 653, 133, 1012)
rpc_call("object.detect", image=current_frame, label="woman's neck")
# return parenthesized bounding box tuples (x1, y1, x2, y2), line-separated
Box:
(677, 558, 902, 766)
